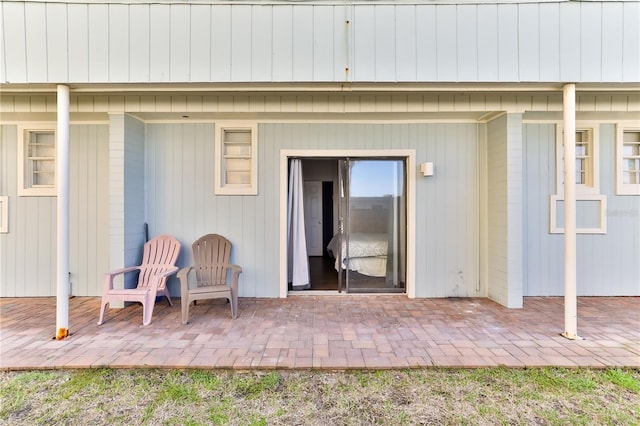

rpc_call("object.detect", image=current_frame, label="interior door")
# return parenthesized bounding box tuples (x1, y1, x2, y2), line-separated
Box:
(341, 159, 406, 293)
(303, 181, 324, 256)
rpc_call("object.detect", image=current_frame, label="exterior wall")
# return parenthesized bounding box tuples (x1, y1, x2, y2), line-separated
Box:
(108, 114, 147, 295)
(2, 92, 639, 116)
(145, 122, 480, 299)
(524, 123, 640, 295)
(486, 114, 524, 308)
(2, 1, 639, 84)
(0, 123, 110, 297)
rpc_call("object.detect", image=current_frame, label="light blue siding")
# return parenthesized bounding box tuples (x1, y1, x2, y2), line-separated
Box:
(68, 3, 89, 82)
(145, 122, 479, 298)
(3, 1, 637, 84)
(524, 123, 640, 295)
(88, 4, 109, 82)
(0, 124, 110, 297)
(109, 5, 130, 83)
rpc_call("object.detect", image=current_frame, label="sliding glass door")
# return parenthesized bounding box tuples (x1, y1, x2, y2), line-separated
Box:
(339, 159, 406, 293)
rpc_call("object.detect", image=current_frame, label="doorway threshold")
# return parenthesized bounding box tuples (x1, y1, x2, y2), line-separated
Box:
(287, 291, 406, 297)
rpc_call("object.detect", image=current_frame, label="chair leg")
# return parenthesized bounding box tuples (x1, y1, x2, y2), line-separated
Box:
(142, 303, 153, 326)
(142, 293, 156, 326)
(97, 299, 108, 325)
(230, 290, 238, 319)
(159, 287, 173, 306)
(181, 297, 190, 325)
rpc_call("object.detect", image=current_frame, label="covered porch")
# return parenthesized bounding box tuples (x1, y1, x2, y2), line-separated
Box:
(1, 296, 638, 370)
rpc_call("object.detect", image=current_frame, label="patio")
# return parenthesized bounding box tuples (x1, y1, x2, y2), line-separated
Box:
(1, 296, 638, 370)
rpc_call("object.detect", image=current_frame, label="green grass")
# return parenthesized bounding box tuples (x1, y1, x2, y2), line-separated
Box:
(1, 367, 638, 425)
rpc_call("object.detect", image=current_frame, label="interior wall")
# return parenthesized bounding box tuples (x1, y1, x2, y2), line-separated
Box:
(302, 159, 339, 235)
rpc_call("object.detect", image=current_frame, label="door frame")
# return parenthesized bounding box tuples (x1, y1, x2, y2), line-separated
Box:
(279, 149, 416, 298)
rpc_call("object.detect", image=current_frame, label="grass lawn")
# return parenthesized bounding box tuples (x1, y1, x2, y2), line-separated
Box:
(1, 367, 639, 425)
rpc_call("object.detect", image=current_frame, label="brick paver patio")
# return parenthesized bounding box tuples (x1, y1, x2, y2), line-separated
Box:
(1, 296, 638, 370)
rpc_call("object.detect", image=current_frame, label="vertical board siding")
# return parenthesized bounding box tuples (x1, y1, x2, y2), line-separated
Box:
(518, 3, 540, 82)
(395, 6, 417, 82)
(170, 5, 191, 82)
(88, 4, 109, 82)
(24, 2, 48, 82)
(252, 6, 273, 82)
(0, 124, 109, 297)
(68, 3, 89, 82)
(69, 125, 110, 296)
(476, 4, 499, 81)
(109, 5, 130, 83)
(436, 5, 458, 80)
(272, 6, 293, 81)
(190, 5, 211, 82)
(129, 4, 151, 82)
(145, 122, 479, 298)
(149, 5, 171, 82)
(3, 2, 637, 84)
(524, 123, 640, 295)
(457, 5, 478, 82)
(539, 2, 561, 81)
(46, 3, 68, 82)
(622, 1, 640, 82)
(497, 4, 519, 81)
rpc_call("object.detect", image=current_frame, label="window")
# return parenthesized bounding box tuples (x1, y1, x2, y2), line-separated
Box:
(18, 125, 56, 196)
(551, 124, 605, 234)
(555, 125, 599, 195)
(616, 125, 640, 195)
(214, 123, 258, 195)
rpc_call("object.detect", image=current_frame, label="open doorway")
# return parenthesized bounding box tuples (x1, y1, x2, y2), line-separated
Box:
(288, 157, 407, 293)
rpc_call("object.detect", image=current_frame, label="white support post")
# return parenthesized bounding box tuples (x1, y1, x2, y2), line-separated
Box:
(562, 83, 580, 340)
(56, 84, 70, 338)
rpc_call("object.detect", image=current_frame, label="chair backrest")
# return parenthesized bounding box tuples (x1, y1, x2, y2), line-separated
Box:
(192, 234, 232, 287)
(138, 235, 181, 289)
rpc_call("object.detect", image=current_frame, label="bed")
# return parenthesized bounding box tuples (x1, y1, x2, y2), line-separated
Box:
(327, 233, 388, 277)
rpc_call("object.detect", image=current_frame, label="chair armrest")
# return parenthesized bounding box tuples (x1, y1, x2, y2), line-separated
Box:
(148, 266, 179, 290)
(157, 266, 179, 278)
(105, 265, 140, 277)
(178, 266, 194, 296)
(102, 266, 141, 291)
(227, 264, 242, 274)
(227, 264, 242, 293)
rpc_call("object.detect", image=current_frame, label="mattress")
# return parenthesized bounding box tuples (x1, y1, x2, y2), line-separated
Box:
(327, 233, 388, 277)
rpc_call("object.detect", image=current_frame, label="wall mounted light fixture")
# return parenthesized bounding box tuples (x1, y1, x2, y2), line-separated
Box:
(420, 162, 434, 177)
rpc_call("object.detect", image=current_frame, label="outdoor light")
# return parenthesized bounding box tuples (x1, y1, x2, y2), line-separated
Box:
(420, 162, 434, 177)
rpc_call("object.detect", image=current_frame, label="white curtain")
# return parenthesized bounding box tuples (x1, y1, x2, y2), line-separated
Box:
(287, 159, 310, 289)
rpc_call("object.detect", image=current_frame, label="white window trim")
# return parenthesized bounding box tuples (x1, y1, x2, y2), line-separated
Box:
(17, 123, 57, 197)
(555, 124, 600, 196)
(549, 194, 607, 234)
(214, 122, 258, 195)
(0, 196, 8, 233)
(616, 124, 640, 196)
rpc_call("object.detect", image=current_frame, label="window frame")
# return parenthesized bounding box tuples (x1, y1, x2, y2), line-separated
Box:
(615, 124, 640, 196)
(0, 196, 8, 233)
(214, 122, 258, 195)
(549, 194, 607, 234)
(17, 123, 57, 197)
(555, 123, 600, 196)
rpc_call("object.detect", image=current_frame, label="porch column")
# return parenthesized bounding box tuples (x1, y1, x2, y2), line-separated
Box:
(562, 83, 579, 340)
(56, 84, 70, 337)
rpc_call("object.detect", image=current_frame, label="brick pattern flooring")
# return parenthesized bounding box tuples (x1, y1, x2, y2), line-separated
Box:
(1, 296, 638, 370)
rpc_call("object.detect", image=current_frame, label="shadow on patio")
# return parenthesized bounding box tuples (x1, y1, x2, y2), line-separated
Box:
(1, 296, 638, 370)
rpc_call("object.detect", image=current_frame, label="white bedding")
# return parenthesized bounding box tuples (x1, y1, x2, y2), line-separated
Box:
(327, 233, 388, 277)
